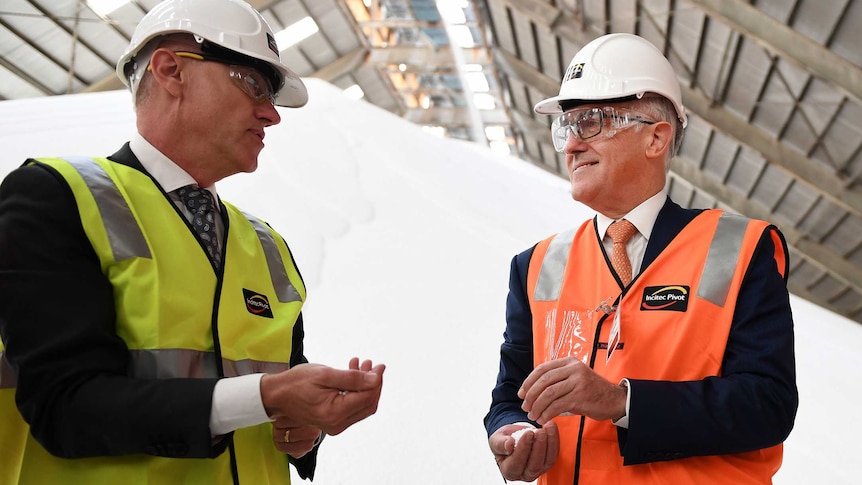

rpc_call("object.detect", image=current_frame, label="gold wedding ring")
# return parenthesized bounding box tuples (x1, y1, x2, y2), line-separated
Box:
(284, 429, 290, 443)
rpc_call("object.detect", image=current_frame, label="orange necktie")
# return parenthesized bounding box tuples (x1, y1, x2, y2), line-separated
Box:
(607, 219, 638, 285)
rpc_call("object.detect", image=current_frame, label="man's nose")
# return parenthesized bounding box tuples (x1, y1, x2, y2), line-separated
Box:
(564, 127, 589, 153)
(259, 102, 281, 126)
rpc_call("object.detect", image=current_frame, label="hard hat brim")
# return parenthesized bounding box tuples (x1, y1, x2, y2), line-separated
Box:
(274, 68, 308, 108)
(534, 93, 640, 115)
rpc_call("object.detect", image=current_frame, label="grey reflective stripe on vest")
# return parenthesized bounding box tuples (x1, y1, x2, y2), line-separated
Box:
(63, 156, 152, 261)
(697, 213, 750, 307)
(533, 228, 577, 301)
(0, 351, 17, 389)
(129, 349, 291, 379)
(225, 359, 292, 376)
(242, 211, 301, 303)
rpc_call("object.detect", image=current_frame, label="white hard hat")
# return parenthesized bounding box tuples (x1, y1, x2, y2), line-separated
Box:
(534, 33, 686, 127)
(116, 0, 308, 108)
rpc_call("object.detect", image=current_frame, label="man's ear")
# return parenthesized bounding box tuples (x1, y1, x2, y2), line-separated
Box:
(147, 49, 185, 98)
(645, 121, 674, 160)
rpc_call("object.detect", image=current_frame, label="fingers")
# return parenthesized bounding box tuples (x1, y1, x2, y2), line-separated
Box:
(490, 424, 557, 482)
(522, 360, 624, 423)
(487, 425, 514, 457)
(518, 358, 568, 399)
(524, 429, 548, 482)
(528, 378, 572, 424)
(521, 358, 590, 424)
(542, 421, 560, 471)
(271, 416, 300, 428)
(330, 365, 384, 393)
(272, 424, 320, 458)
(273, 425, 319, 444)
(324, 370, 385, 435)
(261, 360, 385, 435)
(348, 357, 376, 373)
(498, 431, 533, 479)
(521, 365, 569, 421)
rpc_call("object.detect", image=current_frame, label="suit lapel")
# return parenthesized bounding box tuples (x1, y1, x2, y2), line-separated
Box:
(107, 142, 147, 174)
(641, 197, 704, 272)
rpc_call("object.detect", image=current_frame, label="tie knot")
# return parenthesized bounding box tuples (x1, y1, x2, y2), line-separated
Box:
(176, 185, 214, 212)
(607, 219, 637, 245)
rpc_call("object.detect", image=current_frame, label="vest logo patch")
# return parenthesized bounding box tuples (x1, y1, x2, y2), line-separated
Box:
(641, 285, 690, 312)
(243, 289, 273, 318)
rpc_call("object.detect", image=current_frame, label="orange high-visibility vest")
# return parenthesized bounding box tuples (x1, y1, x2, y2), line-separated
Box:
(527, 210, 787, 485)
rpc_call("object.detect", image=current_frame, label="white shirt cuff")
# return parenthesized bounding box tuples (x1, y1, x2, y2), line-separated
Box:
(612, 378, 631, 429)
(209, 373, 273, 436)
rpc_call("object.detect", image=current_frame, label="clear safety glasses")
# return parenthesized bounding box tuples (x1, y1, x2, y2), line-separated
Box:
(172, 51, 278, 105)
(550, 106, 656, 152)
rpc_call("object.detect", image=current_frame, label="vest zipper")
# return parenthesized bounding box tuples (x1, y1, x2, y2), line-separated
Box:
(571, 307, 616, 485)
(209, 264, 239, 484)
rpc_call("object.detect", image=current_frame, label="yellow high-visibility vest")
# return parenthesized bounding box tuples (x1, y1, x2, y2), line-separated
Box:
(1, 156, 306, 484)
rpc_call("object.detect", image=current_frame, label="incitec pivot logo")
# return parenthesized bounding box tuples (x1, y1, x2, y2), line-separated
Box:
(640, 285, 690, 312)
(243, 289, 273, 318)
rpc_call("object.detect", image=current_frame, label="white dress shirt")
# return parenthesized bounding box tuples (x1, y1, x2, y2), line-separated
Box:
(129, 133, 270, 436)
(594, 190, 667, 429)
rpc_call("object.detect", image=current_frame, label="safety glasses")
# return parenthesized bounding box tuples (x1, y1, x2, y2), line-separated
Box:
(172, 51, 278, 105)
(550, 106, 656, 152)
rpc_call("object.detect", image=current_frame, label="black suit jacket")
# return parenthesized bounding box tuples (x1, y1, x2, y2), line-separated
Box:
(484, 197, 798, 464)
(0, 144, 318, 478)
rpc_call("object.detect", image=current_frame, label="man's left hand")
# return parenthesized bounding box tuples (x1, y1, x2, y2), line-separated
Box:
(518, 357, 626, 425)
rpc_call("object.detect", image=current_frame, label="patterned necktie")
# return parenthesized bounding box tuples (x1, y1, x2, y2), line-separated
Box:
(607, 219, 638, 286)
(175, 185, 222, 269)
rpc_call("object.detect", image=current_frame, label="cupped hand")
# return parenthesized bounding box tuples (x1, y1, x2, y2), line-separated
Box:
(261, 358, 385, 435)
(488, 421, 559, 482)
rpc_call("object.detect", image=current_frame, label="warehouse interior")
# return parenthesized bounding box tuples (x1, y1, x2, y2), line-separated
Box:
(1, 0, 861, 325)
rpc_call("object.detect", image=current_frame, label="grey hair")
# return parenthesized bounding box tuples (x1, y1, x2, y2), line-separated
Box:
(130, 33, 199, 109)
(634, 94, 684, 170)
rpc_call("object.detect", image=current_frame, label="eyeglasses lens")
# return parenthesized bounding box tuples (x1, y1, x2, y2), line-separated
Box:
(229, 66, 277, 105)
(576, 110, 603, 139)
(552, 108, 604, 151)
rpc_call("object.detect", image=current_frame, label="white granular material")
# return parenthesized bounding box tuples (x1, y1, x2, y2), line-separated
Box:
(512, 427, 537, 447)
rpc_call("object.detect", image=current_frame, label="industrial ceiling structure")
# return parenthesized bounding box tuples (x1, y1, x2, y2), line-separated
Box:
(1, 0, 861, 325)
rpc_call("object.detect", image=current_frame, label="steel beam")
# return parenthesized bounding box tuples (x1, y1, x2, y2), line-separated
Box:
(310, 47, 369, 82)
(688, 0, 862, 104)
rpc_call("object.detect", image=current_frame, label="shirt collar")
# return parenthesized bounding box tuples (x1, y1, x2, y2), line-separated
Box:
(596, 190, 667, 241)
(129, 132, 219, 205)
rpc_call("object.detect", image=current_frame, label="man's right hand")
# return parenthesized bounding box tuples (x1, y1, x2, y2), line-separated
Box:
(260, 357, 385, 436)
(488, 421, 559, 482)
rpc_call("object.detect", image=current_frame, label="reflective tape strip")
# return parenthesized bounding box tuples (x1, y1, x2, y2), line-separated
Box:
(223, 359, 291, 377)
(63, 157, 152, 262)
(533, 228, 577, 302)
(0, 352, 18, 389)
(0, 349, 290, 386)
(242, 211, 301, 303)
(129, 349, 290, 379)
(697, 213, 750, 307)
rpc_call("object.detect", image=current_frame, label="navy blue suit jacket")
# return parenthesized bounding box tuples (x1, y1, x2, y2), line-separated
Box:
(0, 144, 318, 478)
(484, 197, 798, 464)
